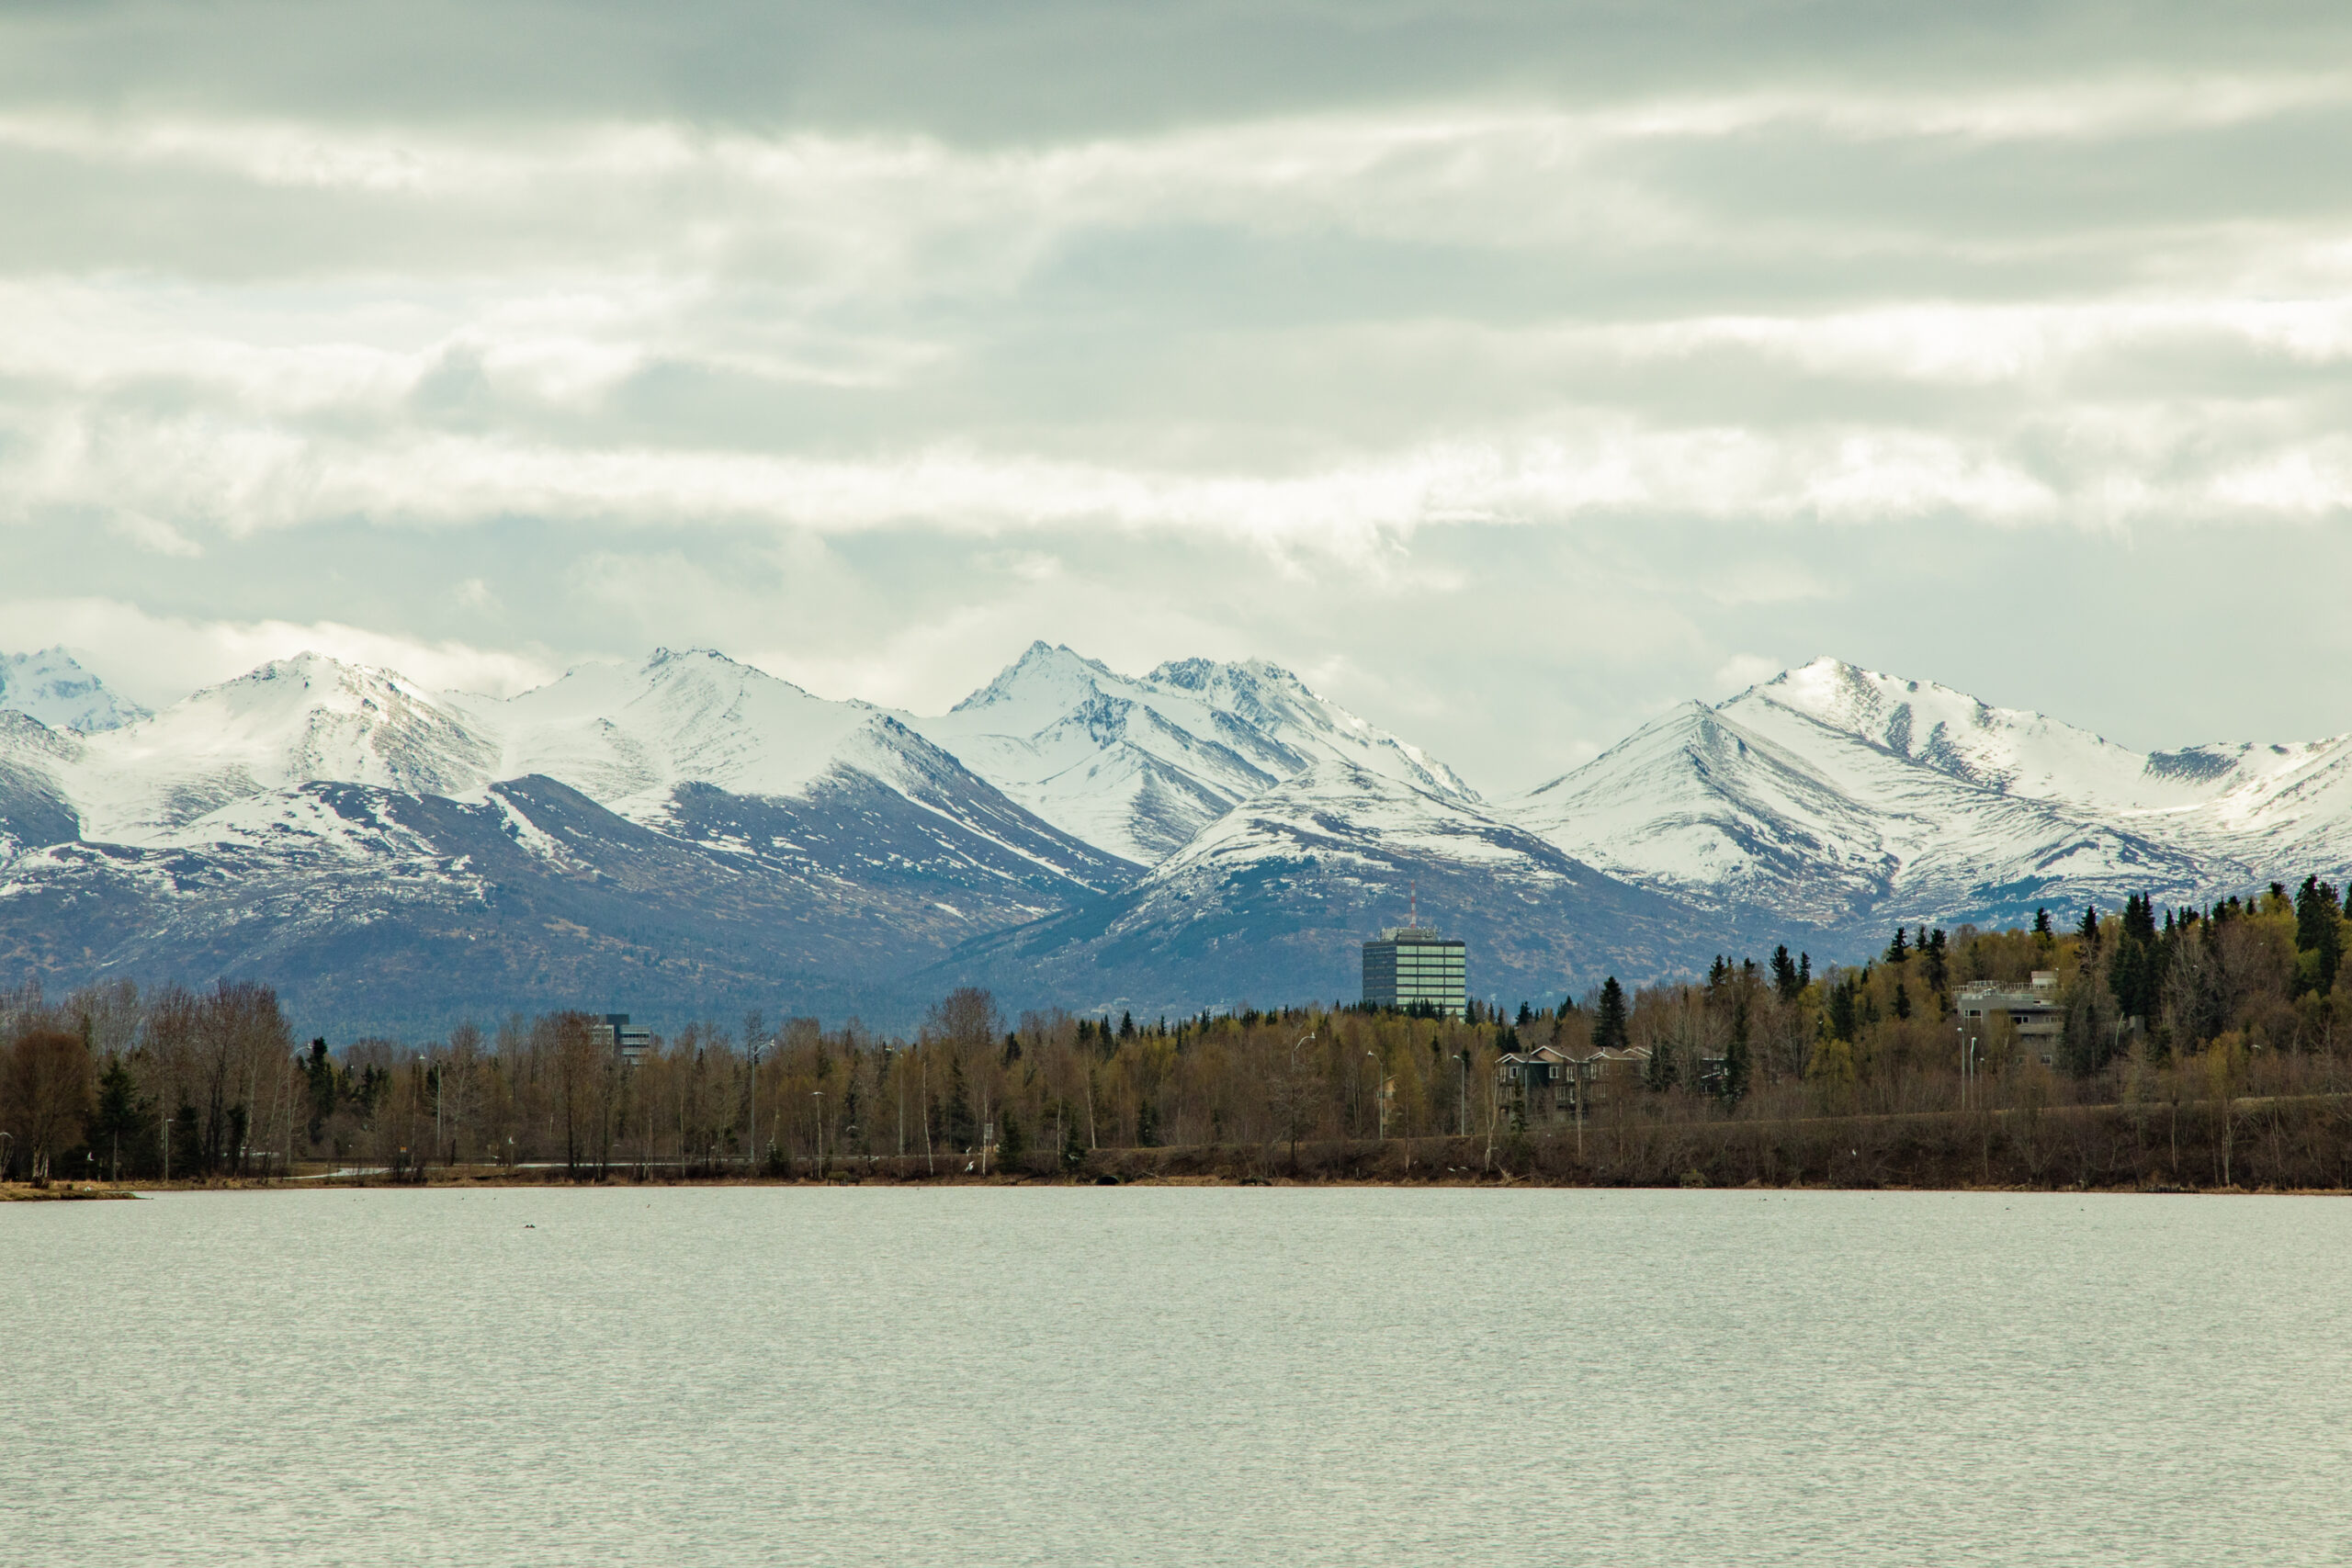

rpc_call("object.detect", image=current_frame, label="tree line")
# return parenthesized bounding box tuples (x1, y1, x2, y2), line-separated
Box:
(3, 876, 2347, 1186)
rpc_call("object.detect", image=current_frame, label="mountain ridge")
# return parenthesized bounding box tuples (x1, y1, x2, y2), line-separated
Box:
(2, 642, 2346, 1035)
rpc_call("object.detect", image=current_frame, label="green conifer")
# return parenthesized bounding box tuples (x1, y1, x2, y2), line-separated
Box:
(1593, 976, 1630, 1053)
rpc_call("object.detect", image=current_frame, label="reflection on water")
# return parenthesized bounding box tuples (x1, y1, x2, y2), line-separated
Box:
(5, 1187, 2350, 1566)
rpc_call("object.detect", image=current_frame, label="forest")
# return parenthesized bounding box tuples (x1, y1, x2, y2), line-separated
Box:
(4, 877, 2350, 1190)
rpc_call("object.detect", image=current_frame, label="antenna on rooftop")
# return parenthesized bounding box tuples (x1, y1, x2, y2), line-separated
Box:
(1410, 880, 1418, 929)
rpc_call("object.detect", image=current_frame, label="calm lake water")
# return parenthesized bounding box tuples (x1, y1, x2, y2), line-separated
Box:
(5, 1186, 2349, 1566)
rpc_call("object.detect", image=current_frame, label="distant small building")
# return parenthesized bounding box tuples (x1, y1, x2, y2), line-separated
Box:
(1497, 1043, 1652, 1118)
(1956, 970, 2063, 1068)
(589, 1012, 654, 1065)
(1363, 926, 1466, 1018)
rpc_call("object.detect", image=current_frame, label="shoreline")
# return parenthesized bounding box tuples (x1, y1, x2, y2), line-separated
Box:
(21, 1090, 2350, 1200)
(16, 1172, 2350, 1200)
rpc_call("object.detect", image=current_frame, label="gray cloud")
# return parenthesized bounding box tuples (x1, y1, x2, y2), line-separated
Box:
(4, 0, 2352, 790)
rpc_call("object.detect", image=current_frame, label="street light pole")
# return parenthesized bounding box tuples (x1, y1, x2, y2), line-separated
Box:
(1287, 1031, 1317, 1174)
(747, 1043, 761, 1175)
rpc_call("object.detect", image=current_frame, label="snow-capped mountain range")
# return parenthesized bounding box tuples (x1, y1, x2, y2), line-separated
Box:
(1511, 660, 2352, 929)
(0, 642, 2344, 1032)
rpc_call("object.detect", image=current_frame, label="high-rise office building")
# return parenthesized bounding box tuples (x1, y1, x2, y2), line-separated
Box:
(590, 1012, 654, 1065)
(1362, 927, 1466, 1017)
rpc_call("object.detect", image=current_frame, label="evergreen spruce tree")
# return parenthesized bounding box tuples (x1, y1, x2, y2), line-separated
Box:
(1644, 1032, 1679, 1093)
(169, 1104, 200, 1179)
(1893, 979, 1912, 1021)
(1828, 976, 1858, 1043)
(303, 1038, 336, 1142)
(88, 1057, 149, 1181)
(1593, 977, 1629, 1053)
(2078, 904, 2100, 947)
(1722, 993, 1752, 1110)
(2294, 874, 2345, 996)
(1885, 926, 1909, 964)
(944, 1055, 976, 1151)
(2109, 934, 2149, 1022)
(1798, 953, 1811, 988)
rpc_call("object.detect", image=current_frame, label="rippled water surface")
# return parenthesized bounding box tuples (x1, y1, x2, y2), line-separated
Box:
(6, 1186, 2351, 1565)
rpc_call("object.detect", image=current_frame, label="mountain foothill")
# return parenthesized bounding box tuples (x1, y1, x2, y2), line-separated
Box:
(1, 639, 2346, 1037)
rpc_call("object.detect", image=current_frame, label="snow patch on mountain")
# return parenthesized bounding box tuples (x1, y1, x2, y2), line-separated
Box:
(1151, 759, 1544, 888)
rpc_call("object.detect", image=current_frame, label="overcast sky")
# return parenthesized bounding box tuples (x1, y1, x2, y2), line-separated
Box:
(6, 0, 2352, 791)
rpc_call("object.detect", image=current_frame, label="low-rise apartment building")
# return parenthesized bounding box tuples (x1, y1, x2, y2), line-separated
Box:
(1497, 1043, 1653, 1119)
(1955, 971, 2064, 1069)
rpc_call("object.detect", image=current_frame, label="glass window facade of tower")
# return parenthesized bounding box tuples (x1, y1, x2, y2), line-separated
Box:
(1362, 927, 1467, 1018)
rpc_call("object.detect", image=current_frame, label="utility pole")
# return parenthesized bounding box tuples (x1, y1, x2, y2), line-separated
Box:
(1287, 1031, 1317, 1174)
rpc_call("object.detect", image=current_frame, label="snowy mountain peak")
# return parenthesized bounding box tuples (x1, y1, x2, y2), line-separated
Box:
(0, 648, 150, 732)
(51, 652, 499, 843)
(1736, 657, 2172, 808)
(915, 646, 1482, 865)
(494, 649, 881, 818)
(949, 641, 1116, 716)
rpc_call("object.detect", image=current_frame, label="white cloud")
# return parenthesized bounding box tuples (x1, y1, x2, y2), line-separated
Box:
(0, 597, 554, 708)
(7, 22, 2352, 786)
(1713, 652, 1783, 694)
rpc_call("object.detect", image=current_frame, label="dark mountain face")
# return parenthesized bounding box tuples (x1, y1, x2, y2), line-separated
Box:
(920, 767, 1787, 1021)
